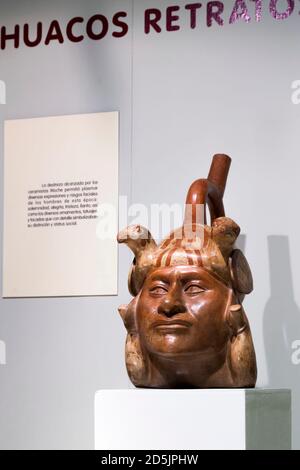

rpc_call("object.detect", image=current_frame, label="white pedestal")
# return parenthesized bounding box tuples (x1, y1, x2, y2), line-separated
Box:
(95, 389, 291, 450)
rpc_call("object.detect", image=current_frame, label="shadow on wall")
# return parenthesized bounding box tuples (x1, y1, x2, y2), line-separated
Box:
(264, 235, 300, 450)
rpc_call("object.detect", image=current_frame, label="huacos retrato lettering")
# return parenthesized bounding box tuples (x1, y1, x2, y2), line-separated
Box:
(0, 1, 296, 50)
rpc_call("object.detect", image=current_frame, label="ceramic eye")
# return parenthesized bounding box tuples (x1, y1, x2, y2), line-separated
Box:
(150, 285, 168, 296)
(184, 284, 205, 295)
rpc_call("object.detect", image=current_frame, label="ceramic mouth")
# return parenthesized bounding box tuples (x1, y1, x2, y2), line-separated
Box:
(152, 319, 192, 331)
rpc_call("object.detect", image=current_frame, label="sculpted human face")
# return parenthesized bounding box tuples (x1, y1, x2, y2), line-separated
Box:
(136, 266, 231, 357)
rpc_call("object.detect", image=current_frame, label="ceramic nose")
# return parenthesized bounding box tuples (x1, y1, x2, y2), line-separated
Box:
(157, 289, 187, 317)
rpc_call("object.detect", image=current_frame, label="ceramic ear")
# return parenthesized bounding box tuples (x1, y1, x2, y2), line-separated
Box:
(226, 304, 247, 338)
(118, 304, 128, 323)
(125, 333, 148, 387)
(118, 298, 138, 333)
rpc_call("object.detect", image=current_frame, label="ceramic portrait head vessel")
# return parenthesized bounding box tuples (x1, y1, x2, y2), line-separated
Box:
(117, 154, 257, 388)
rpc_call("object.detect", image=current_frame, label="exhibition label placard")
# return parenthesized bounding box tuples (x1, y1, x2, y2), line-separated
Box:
(3, 111, 118, 297)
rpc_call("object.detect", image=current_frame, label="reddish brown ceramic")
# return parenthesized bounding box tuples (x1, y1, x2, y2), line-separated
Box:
(118, 154, 257, 388)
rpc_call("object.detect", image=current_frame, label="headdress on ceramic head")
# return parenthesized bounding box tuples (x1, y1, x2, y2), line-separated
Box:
(118, 154, 253, 300)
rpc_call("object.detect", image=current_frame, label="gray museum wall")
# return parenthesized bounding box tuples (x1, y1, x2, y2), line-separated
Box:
(0, 0, 300, 449)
